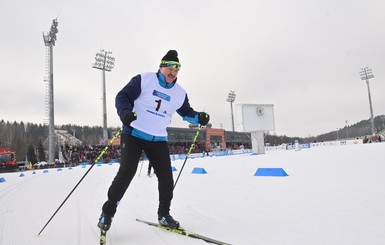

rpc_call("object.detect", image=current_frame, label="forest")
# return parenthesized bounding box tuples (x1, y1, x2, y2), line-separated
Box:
(0, 121, 120, 161)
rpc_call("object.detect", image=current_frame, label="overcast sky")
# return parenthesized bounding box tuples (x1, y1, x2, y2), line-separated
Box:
(1, 0, 384, 137)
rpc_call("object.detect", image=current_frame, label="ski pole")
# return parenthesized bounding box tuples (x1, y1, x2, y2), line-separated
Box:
(173, 125, 202, 190)
(37, 128, 123, 236)
(138, 159, 144, 176)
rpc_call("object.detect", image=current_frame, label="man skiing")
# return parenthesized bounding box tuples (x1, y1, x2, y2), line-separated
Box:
(97, 50, 210, 232)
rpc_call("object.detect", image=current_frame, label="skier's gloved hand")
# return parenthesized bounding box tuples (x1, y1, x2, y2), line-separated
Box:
(121, 112, 137, 126)
(198, 112, 210, 126)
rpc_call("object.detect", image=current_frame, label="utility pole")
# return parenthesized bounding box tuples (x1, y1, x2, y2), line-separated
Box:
(92, 50, 115, 145)
(226, 91, 236, 132)
(359, 67, 375, 135)
(43, 18, 58, 164)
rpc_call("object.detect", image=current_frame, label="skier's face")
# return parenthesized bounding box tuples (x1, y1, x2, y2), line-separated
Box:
(160, 67, 179, 83)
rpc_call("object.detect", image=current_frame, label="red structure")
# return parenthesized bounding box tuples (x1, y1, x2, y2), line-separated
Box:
(204, 127, 226, 150)
(0, 148, 18, 171)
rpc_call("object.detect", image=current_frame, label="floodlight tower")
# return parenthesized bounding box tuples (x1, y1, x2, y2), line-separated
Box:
(226, 91, 236, 131)
(92, 50, 115, 144)
(345, 120, 349, 139)
(43, 18, 58, 165)
(360, 67, 375, 136)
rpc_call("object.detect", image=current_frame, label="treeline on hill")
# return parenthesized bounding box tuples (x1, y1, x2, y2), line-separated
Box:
(1, 115, 384, 161)
(0, 120, 120, 161)
(265, 115, 385, 145)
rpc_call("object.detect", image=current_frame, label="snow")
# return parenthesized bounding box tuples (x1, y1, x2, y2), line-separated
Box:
(1, 143, 385, 245)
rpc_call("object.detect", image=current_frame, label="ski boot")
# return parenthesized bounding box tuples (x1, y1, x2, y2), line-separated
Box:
(158, 214, 180, 229)
(97, 212, 113, 231)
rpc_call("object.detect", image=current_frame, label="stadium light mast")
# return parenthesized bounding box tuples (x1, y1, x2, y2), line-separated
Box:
(43, 18, 58, 165)
(345, 120, 349, 139)
(336, 128, 339, 141)
(226, 91, 236, 132)
(360, 67, 375, 136)
(92, 50, 115, 145)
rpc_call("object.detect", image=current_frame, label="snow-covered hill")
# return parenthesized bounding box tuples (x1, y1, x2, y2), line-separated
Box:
(1, 143, 384, 245)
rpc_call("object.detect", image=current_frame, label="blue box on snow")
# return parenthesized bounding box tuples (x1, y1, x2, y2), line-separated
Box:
(192, 167, 207, 174)
(254, 168, 288, 177)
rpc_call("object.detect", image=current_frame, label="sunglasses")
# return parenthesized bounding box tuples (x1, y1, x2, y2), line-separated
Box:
(160, 61, 181, 70)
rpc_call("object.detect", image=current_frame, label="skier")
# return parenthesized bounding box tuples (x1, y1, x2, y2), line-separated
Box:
(97, 50, 210, 231)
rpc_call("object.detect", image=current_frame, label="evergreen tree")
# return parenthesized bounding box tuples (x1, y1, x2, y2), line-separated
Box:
(37, 139, 46, 162)
(27, 144, 38, 164)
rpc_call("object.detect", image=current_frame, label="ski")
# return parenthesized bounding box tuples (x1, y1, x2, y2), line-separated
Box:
(136, 218, 231, 245)
(100, 229, 107, 245)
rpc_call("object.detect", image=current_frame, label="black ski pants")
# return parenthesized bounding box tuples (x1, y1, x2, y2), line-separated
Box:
(102, 134, 174, 217)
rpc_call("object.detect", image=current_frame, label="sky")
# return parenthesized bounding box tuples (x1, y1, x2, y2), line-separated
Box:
(1, 0, 385, 137)
(1, 142, 385, 244)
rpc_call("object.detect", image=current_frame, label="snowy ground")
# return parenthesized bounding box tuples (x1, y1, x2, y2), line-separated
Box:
(1, 142, 385, 245)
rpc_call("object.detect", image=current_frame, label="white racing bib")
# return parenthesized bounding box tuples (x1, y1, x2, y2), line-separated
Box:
(130, 72, 186, 136)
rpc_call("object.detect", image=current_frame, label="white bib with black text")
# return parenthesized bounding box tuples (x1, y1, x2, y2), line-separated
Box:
(130, 72, 186, 136)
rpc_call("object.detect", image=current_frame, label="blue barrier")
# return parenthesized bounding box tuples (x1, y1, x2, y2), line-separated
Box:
(0, 177, 5, 183)
(192, 167, 207, 174)
(286, 143, 311, 150)
(254, 168, 288, 177)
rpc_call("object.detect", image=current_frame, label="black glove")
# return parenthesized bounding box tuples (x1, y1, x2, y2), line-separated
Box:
(198, 112, 210, 126)
(121, 112, 137, 126)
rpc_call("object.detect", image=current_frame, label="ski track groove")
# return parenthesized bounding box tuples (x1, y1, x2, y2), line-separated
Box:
(0, 172, 45, 245)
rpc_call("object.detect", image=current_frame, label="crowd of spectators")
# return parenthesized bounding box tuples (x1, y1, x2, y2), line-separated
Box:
(63, 141, 250, 164)
(226, 142, 252, 150)
(63, 144, 120, 164)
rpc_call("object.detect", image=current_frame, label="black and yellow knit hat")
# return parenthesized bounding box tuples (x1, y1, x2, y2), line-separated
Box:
(159, 50, 181, 69)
